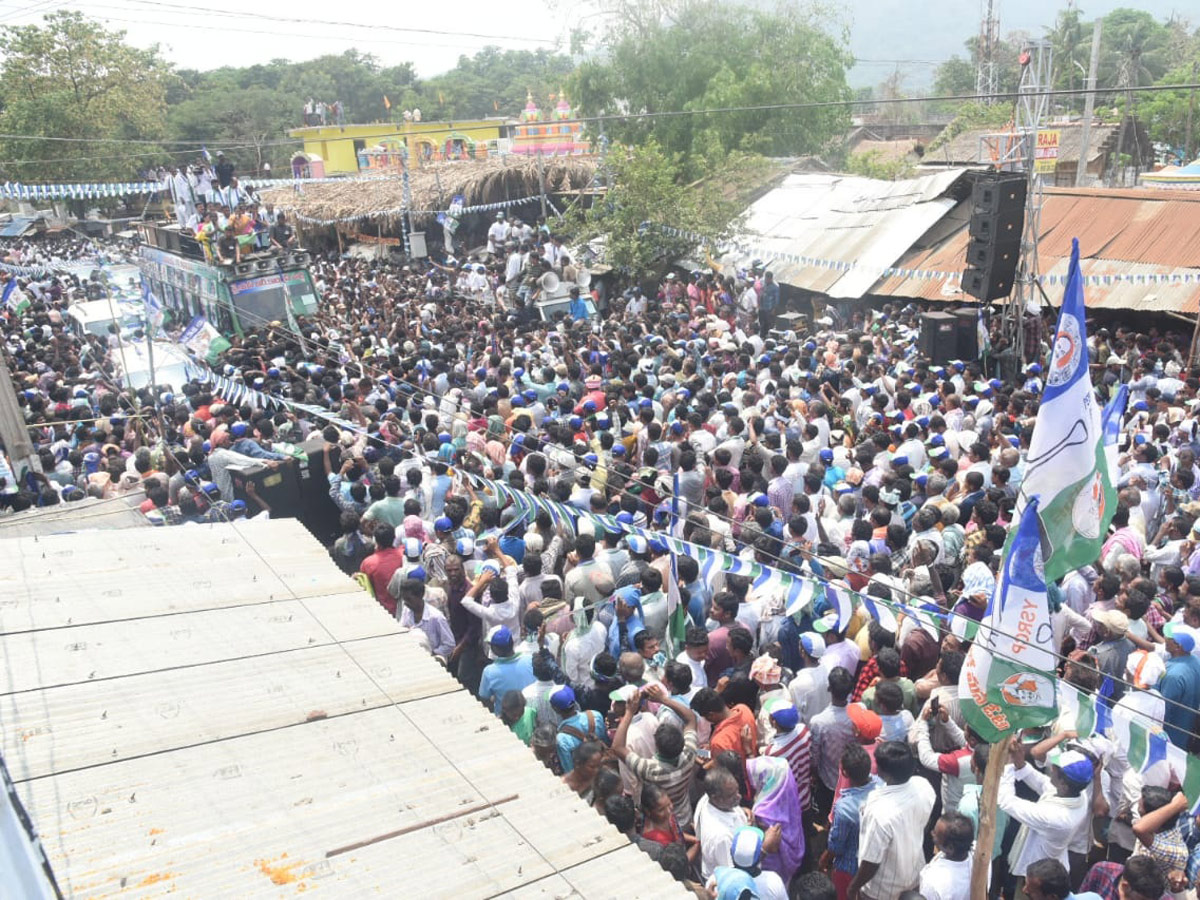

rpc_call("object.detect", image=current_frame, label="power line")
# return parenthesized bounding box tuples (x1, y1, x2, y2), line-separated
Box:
(100, 0, 559, 45)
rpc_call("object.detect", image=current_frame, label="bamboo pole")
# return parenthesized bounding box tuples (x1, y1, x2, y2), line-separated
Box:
(971, 734, 1013, 899)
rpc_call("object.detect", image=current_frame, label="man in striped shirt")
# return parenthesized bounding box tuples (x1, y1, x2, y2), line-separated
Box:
(612, 683, 699, 827)
(760, 700, 813, 811)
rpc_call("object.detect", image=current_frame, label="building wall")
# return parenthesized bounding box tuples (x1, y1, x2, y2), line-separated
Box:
(289, 121, 507, 175)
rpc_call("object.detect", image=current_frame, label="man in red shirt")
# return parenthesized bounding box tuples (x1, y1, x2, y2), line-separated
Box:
(359, 523, 404, 616)
(692, 686, 758, 764)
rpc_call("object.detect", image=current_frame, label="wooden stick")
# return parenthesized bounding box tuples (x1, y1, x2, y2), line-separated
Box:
(971, 734, 1012, 899)
(325, 793, 519, 857)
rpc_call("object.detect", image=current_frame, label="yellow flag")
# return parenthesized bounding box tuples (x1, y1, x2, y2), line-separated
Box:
(383, 94, 391, 110)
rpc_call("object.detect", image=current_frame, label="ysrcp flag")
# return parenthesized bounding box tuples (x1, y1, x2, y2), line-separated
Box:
(1015, 238, 1116, 582)
(960, 499, 1059, 743)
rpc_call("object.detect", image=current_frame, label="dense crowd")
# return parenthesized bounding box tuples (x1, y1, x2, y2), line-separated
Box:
(4, 220, 1200, 900)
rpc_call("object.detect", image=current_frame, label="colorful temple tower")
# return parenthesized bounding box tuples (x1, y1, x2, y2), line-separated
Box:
(509, 89, 591, 157)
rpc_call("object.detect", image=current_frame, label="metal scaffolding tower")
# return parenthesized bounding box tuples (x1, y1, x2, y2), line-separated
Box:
(976, 39, 1054, 371)
(975, 0, 1000, 104)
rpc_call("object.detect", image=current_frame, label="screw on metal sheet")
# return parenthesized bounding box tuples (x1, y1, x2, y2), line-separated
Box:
(170, 627, 192, 640)
(156, 702, 180, 719)
(214, 765, 242, 780)
(65, 642, 87, 651)
(300, 861, 333, 879)
(67, 797, 98, 819)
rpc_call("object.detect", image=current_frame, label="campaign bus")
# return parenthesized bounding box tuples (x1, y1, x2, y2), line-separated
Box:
(135, 222, 320, 337)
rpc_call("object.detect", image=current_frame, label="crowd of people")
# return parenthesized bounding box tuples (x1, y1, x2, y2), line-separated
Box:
(3, 215, 1200, 900)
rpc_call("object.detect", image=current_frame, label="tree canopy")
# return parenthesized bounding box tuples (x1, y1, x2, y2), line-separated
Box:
(571, 0, 852, 173)
(0, 11, 171, 182)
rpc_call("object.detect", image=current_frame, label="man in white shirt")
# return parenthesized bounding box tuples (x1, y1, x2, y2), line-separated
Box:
(487, 213, 509, 255)
(997, 745, 1093, 880)
(693, 767, 749, 880)
(918, 813, 975, 900)
(849, 740, 937, 900)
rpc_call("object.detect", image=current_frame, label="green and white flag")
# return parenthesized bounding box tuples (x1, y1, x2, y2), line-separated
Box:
(1014, 238, 1117, 583)
(960, 499, 1059, 743)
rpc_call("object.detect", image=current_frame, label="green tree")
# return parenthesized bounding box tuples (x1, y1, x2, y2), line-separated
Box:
(0, 11, 171, 182)
(570, 0, 851, 174)
(567, 140, 747, 277)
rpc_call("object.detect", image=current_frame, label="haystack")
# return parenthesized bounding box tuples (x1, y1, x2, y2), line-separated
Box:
(259, 156, 597, 226)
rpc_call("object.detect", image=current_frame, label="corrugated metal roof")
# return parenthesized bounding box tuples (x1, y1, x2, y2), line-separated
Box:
(734, 169, 970, 298)
(0, 519, 686, 898)
(872, 186, 1200, 312)
(0, 216, 38, 238)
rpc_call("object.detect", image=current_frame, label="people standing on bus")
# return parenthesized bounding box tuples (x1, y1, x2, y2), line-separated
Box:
(269, 213, 296, 251)
(194, 163, 213, 206)
(169, 165, 195, 225)
(215, 224, 241, 265)
(214, 152, 235, 190)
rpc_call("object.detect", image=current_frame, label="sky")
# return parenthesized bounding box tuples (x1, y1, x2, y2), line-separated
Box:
(0, 0, 595, 76)
(0, 0, 1180, 85)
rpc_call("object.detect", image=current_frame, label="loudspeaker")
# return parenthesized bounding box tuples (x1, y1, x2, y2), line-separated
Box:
(919, 311, 958, 364)
(952, 308, 979, 359)
(963, 172, 1027, 301)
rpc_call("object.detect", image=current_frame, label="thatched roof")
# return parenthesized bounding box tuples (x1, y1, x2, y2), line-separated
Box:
(260, 156, 597, 226)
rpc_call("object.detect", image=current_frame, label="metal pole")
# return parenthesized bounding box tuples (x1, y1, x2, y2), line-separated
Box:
(399, 146, 414, 259)
(1185, 61, 1198, 163)
(1075, 19, 1103, 187)
(537, 152, 548, 221)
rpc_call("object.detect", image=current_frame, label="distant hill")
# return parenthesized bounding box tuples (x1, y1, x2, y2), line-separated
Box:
(842, 0, 1187, 87)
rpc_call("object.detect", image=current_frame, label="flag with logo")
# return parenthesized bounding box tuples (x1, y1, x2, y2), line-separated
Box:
(959, 498, 1059, 742)
(2, 278, 28, 315)
(179, 315, 231, 364)
(977, 305, 991, 357)
(1013, 238, 1116, 583)
(141, 277, 163, 337)
(664, 551, 688, 655)
(1100, 383, 1128, 484)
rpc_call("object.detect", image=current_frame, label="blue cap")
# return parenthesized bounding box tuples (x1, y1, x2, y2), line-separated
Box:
(557, 382, 570, 392)
(670, 421, 684, 435)
(511, 396, 525, 408)
(1133, 400, 1149, 411)
(892, 454, 909, 467)
(438, 432, 452, 444)
(456, 537, 475, 556)
(616, 511, 635, 525)
(582, 400, 596, 413)
(523, 389, 537, 401)
(1049, 749, 1094, 785)
(570, 416, 583, 429)
(769, 704, 799, 731)
(638, 398, 653, 409)
(819, 448, 834, 463)
(648, 537, 669, 554)
(488, 624, 514, 648)
(583, 452, 598, 465)
(550, 685, 576, 711)
(407, 565, 426, 581)
(201, 482, 220, 497)
(230, 422, 249, 438)
(513, 367, 524, 378)
(435, 516, 453, 532)
(1028, 363, 1042, 374)
(267, 367, 280, 378)
(229, 499, 247, 513)
(627, 535, 648, 554)
(612, 444, 626, 456)
(750, 492, 769, 507)
(915, 473, 929, 487)
(403, 537, 421, 558)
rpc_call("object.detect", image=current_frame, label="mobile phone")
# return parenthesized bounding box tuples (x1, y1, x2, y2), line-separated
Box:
(696, 748, 711, 760)
(930, 696, 940, 718)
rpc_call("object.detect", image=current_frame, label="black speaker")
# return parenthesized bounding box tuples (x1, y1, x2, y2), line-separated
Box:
(919, 311, 958, 364)
(952, 308, 979, 359)
(963, 172, 1027, 301)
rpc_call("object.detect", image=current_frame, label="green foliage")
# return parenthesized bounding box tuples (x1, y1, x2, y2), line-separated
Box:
(566, 140, 746, 275)
(845, 149, 915, 180)
(1139, 59, 1200, 151)
(0, 11, 171, 182)
(926, 101, 1013, 153)
(570, 0, 852, 175)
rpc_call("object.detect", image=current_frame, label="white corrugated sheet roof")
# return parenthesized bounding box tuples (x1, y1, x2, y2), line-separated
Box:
(732, 169, 970, 298)
(0, 519, 685, 898)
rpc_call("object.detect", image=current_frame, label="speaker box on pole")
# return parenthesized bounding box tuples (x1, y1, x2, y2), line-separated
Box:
(962, 171, 1027, 302)
(919, 311, 958, 364)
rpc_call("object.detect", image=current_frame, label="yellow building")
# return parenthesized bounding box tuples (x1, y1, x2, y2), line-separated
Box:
(289, 118, 509, 176)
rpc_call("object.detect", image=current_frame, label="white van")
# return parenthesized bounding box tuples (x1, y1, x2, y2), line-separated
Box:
(66, 300, 144, 340)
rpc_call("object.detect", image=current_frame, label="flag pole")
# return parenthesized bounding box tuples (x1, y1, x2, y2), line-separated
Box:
(971, 733, 1013, 899)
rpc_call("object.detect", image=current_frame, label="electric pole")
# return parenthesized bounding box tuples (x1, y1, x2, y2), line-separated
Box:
(1075, 19, 1102, 187)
